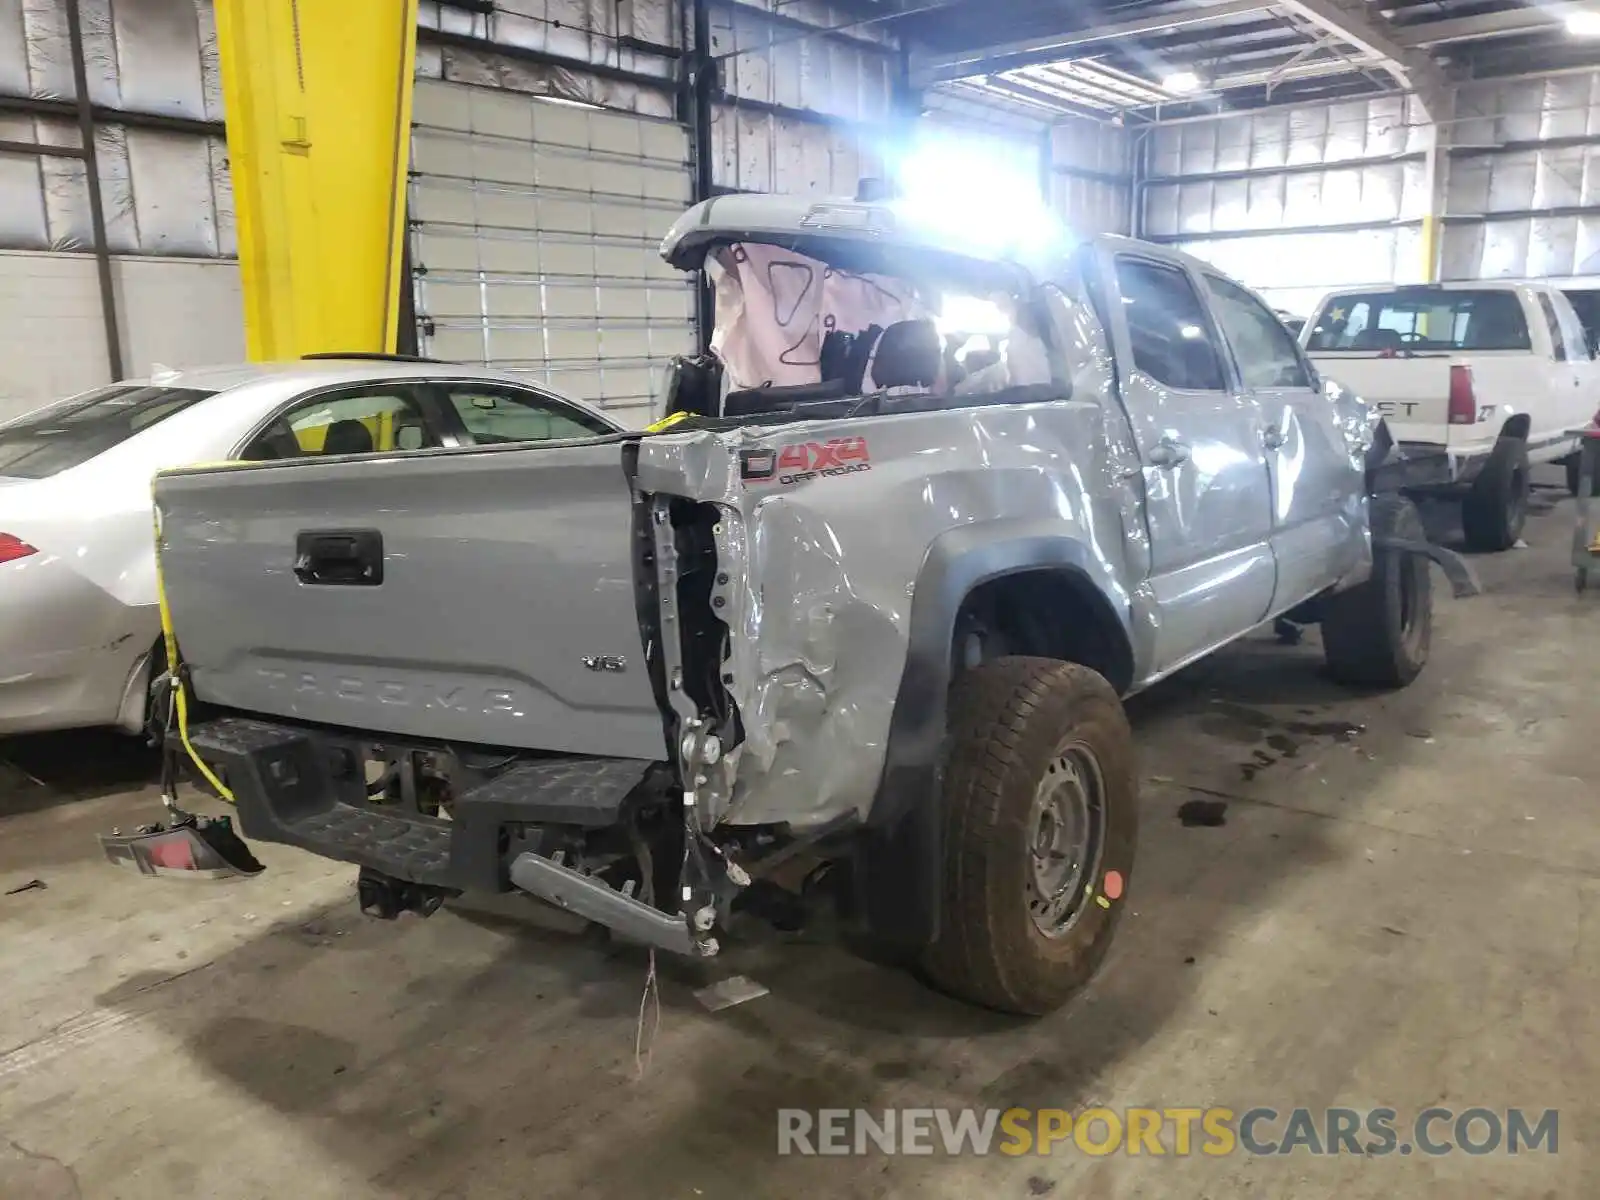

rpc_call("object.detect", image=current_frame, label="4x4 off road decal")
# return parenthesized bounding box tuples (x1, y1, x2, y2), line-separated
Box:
(741, 437, 872, 486)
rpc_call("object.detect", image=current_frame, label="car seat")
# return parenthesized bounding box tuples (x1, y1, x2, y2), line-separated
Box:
(868, 319, 942, 390)
(322, 418, 375, 456)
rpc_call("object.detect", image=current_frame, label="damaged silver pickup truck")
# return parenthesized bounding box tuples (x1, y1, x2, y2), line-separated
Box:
(106, 194, 1475, 1015)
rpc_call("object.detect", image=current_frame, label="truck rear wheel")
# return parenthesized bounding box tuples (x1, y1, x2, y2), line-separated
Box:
(922, 658, 1136, 1016)
(1461, 444, 1528, 552)
(1322, 497, 1432, 688)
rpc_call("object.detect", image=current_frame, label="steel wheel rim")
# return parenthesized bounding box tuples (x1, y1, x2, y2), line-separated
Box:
(1026, 744, 1106, 938)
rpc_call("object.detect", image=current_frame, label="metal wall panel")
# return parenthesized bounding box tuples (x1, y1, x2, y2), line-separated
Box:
(0, 0, 228, 255)
(714, 0, 894, 123)
(1442, 71, 1600, 280)
(1050, 116, 1130, 236)
(418, 0, 681, 83)
(707, 0, 896, 196)
(1169, 226, 1423, 316)
(712, 105, 883, 195)
(1154, 72, 1600, 290)
(1148, 95, 1429, 180)
(410, 78, 695, 424)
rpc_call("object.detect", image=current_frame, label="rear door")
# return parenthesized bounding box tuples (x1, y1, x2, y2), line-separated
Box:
(1203, 272, 1365, 610)
(1096, 247, 1276, 675)
(155, 440, 667, 760)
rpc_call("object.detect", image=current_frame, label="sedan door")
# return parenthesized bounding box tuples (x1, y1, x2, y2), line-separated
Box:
(1097, 248, 1277, 677)
(1203, 271, 1366, 612)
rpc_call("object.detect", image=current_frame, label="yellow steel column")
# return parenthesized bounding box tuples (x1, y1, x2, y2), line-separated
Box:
(215, 0, 419, 359)
(1419, 104, 1452, 285)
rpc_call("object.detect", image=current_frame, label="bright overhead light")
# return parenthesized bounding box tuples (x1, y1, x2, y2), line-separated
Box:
(1162, 70, 1203, 94)
(1567, 9, 1600, 35)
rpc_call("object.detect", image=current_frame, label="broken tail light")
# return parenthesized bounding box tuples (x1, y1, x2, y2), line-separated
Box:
(0, 533, 36, 564)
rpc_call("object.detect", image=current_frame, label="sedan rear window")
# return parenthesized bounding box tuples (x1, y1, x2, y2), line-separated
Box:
(1306, 289, 1531, 353)
(0, 384, 215, 478)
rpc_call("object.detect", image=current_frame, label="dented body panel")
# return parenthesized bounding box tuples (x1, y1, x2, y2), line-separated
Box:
(637, 395, 1141, 829)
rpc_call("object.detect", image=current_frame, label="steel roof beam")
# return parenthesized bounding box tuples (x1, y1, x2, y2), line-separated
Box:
(1275, 0, 1450, 118)
(1394, 9, 1558, 48)
(910, 0, 1276, 84)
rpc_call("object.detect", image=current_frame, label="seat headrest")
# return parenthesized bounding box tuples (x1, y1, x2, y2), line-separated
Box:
(322, 418, 374, 456)
(820, 324, 884, 392)
(870, 319, 942, 390)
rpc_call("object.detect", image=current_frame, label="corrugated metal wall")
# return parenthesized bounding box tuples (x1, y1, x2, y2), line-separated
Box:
(1141, 94, 1431, 314)
(1052, 115, 1130, 237)
(710, 0, 895, 195)
(1141, 75, 1600, 313)
(1445, 71, 1600, 281)
(0, 0, 241, 418)
(0, 0, 232, 256)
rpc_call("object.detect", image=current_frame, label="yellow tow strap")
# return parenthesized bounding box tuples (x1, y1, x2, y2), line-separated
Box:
(644, 410, 691, 432)
(153, 504, 236, 804)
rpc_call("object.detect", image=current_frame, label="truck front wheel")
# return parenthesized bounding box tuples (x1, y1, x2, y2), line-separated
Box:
(922, 658, 1137, 1015)
(1322, 497, 1432, 688)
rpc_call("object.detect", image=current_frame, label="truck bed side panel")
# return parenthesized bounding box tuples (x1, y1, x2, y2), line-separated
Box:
(155, 442, 668, 760)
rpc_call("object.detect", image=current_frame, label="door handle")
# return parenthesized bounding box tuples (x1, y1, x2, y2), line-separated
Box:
(293, 530, 384, 586)
(1262, 424, 1286, 450)
(1147, 439, 1191, 469)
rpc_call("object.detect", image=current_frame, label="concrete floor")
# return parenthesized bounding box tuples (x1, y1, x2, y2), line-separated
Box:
(2, 484, 1597, 1200)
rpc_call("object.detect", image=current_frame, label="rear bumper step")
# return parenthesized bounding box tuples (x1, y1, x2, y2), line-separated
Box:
(183, 716, 657, 893)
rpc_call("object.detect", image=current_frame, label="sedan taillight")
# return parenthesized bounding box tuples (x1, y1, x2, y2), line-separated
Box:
(0, 533, 37, 564)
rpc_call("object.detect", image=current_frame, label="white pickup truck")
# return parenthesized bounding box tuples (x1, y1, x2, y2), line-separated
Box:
(1303, 281, 1599, 550)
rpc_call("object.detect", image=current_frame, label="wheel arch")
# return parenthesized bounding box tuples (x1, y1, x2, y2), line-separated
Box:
(1498, 412, 1531, 441)
(851, 522, 1135, 950)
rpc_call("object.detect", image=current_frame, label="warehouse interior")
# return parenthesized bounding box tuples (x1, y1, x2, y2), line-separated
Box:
(4, 0, 1600, 1196)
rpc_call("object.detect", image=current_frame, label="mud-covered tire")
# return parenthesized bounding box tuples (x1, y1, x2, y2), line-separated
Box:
(1322, 497, 1432, 689)
(1461, 444, 1528, 551)
(921, 658, 1137, 1016)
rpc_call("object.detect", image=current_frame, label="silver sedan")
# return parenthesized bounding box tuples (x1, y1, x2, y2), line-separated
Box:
(0, 358, 621, 736)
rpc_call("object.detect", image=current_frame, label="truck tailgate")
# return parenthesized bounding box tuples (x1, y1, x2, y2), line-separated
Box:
(154, 440, 668, 760)
(1307, 354, 1451, 444)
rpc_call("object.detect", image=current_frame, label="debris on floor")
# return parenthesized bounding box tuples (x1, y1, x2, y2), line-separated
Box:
(1177, 799, 1228, 827)
(694, 975, 770, 1012)
(4, 878, 46, 896)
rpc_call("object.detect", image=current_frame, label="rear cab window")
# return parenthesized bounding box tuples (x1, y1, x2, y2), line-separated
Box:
(1306, 289, 1532, 354)
(0, 384, 215, 478)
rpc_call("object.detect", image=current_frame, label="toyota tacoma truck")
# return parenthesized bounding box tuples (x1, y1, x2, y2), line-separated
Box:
(106, 194, 1473, 1015)
(1303, 281, 1600, 549)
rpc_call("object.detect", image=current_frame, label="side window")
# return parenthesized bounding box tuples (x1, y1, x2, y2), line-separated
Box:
(1554, 295, 1592, 361)
(241, 387, 438, 461)
(1114, 258, 1226, 392)
(1536, 292, 1568, 362)
(445, 385, 612, 444)
(1205, 274, 1311, 389)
